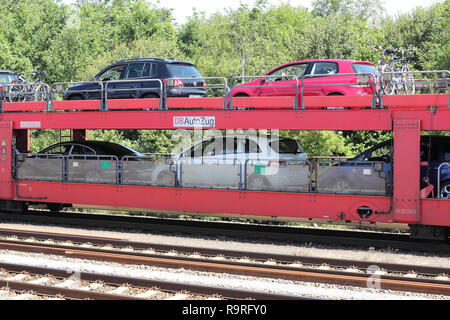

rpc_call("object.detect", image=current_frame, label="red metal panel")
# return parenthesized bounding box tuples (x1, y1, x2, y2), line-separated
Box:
(0, 95, 448, 131)
(3, 101, 46, 112)
(107, 98, 159, 110)
(72, 129, 88, 141)
(383, 94, 448, 109)
(0, 122, 12, 199)
(52, 100, 100, 111)
(420, 199, 450, 226)
(1, 109, 393, 130)
(167, 98, 224, 110)
(393, 119, 421, 224)
(13, 181, 393, 222)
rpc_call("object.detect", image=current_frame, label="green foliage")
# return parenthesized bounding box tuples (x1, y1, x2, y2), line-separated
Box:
(0, 0, 448, 154)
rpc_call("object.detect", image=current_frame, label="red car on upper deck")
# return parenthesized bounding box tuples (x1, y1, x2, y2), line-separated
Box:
(230, 59, 375, 98)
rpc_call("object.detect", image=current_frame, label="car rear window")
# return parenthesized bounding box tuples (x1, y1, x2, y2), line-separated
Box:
(352, 63, 375, 75)
(310, 62, 338, 75)
(166, 63, 202, 78)
(269, 139, 303, 154)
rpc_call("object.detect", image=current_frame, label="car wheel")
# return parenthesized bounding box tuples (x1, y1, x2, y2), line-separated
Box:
(157, 171, 175, 187)
(86, 170, 102, 183)
(440, 180, 450, 199)
(247, 175, 271, 191)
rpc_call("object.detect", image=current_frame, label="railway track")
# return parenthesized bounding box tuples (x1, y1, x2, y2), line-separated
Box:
(0, 210, 448, 253)
(0, 228, 448, 298)
(0, 262, 304, 300)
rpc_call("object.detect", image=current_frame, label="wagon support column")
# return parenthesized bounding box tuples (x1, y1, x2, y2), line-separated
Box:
(392, 119, 421, 224)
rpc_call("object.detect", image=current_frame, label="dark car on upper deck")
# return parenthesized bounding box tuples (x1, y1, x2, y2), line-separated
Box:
(63, 58, 206, 101)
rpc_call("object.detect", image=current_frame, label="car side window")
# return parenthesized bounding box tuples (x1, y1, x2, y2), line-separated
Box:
(71, 145, 96, 155)
(310, 62, 338, 75)
(235, 138, 261, 154)
(184, 139, 214, 158)
(98, 65, 125, 81)
(267, 63, 309, 82)
(42, 145, 72, 155)
(146, 63, 157, 77)
(125, 63, 146, 79)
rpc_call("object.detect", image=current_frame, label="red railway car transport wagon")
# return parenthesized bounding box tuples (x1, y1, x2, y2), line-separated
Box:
(0, 90, 449, 240)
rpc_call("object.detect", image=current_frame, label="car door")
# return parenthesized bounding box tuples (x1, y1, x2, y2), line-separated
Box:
(303, 61, 340, 96)
(179, 139, 215, 188)
(257, 63, 309, 97)
(121, 62, 153, 99)
(96, 64, 127, 99)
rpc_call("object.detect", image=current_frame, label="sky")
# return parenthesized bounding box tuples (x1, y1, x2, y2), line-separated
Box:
(61, 0, 441, 25)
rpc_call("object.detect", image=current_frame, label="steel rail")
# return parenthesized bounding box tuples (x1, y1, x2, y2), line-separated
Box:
(0, 238, 448, 296)
(0, 262, 309, 300)
(0, 278, 145, 300)
(0, 211, 448, 254)
(0, 227, 448, 277)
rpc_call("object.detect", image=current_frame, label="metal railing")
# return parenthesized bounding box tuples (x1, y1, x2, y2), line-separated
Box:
(300, 72, 377, 109)
(314, 158, 389, 196)
(104, 78, 164, 110)
(379, 70, 449, 96)
(14, 153, 392, 196)
(229, 75, 299, 109)
(0, 69, 448, 113)
(50, 81, 104, 111)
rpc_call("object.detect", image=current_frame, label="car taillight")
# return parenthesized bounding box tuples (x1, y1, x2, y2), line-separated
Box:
(350, 76, 372, 87)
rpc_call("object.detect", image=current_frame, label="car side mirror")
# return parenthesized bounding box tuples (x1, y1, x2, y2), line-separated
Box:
(259, 78, 266, 84)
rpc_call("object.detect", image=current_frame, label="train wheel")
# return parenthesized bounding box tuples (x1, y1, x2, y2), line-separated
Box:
(47, 203, 64, 213)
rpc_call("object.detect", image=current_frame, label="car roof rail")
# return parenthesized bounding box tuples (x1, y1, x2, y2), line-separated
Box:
(114, 58, 166, 63)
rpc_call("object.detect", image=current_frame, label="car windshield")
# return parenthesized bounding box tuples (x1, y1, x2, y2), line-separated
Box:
(269, 139, 303, 154)
(166, 64, 201, 78)
(0, 74, 17, 84)
(352, 64, 375, 75)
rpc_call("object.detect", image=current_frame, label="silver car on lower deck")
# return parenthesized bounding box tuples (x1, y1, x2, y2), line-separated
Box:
(151, 134, 310, 192)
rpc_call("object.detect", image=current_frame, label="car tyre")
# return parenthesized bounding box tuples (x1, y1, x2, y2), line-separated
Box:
(247, 175, 271, 191)
(440, 180, 450, 199)
(157, 171, 175, 187)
